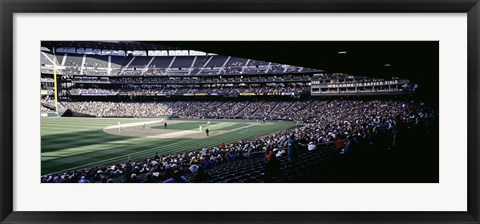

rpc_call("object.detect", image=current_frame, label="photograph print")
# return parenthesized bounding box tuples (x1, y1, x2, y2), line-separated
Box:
(40, 41, 439, 184)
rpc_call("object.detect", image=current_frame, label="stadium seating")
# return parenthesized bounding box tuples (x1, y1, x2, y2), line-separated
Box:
(41, 97, 437, 184)
(40, 47, 434, 184)
(84, 55, 109, 68)
(64, 54, 83, 67)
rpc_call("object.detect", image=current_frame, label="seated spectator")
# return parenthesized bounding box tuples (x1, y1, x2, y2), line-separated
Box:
(203, 156, 215, 170)
(336, 136, 346, 149)
(265, 148, 281, 181)
(193, 167, 210, 183)
(163, 170, 188, 183)
(228, 151, 237, 161)
(276, 149, 286, 157)
(189, 164, 199, 173)
(78, 176, 89, 183)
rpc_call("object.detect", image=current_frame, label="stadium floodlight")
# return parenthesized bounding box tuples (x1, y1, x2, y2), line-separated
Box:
(338, 51, 347, 54)
(384, 63, 391, 67)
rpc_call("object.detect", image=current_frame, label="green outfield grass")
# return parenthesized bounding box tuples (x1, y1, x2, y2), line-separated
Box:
(41, 118, 294, 175)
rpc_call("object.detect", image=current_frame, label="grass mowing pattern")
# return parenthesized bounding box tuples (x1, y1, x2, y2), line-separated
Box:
(41, 118, 294, 175)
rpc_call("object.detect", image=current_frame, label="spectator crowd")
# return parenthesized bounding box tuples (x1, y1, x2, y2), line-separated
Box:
(42, 99, 437, 183)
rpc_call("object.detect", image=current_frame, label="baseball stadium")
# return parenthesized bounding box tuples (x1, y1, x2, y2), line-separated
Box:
(40, 41, 439, 183)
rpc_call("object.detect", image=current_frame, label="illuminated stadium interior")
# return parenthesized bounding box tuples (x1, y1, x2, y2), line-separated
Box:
(40, 41, 439, 183)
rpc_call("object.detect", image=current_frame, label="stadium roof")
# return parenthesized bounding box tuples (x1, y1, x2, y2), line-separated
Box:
(41, 41, 183, 51)
(145, 41, 437, 81)
(41, 41, 437, 80)
(146, 41, 438, 100)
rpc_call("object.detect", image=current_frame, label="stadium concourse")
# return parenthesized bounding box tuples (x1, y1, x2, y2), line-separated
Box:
(40, 41, 439, 183)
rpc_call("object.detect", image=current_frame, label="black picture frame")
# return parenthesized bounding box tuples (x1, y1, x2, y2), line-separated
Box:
(1, 0, 479, 223)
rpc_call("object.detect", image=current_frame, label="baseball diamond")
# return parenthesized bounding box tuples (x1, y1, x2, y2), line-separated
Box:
(41, 118, 294, 175)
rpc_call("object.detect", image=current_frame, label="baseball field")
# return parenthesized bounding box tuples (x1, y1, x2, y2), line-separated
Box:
(41, 117, 295, 175)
